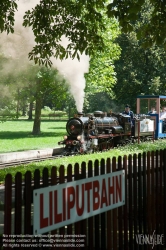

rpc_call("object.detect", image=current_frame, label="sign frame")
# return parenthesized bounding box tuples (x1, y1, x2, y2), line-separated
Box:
(33, 170, 125, 234)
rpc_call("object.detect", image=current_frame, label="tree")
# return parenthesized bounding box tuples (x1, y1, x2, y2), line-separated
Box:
(22, 0, 107, 66)
(1, 0, 166, 65)
(107, 0, 166, 48)
(1, 1, 106, 65)
(0, 52, 29, 118)
(112, 3, 166, 111)
(32, 67, 71, 134)
(83, 13, 120, 113)
(0, 50, 71, 132)
(85, 15, 121, 97)
(84, 92, 116, 114)
(0, 1, 17, 33)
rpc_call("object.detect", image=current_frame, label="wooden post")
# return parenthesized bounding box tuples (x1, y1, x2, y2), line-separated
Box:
(4, 174, 12, 250)
(138, 120, 140, 144)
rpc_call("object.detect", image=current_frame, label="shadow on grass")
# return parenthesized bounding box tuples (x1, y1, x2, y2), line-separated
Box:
(48, 127, 66, 130)
(4, 119, 68, 123)
(0, 131, 65, 140)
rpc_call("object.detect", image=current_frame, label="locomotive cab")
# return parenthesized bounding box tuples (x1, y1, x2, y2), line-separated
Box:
(136, 95, 166, 139)
(110, 113, 131, 135)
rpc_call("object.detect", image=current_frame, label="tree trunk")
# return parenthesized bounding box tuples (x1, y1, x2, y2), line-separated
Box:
(16, 89, 20, 119)
(22, 100, 27, 116)
(28, 102, 33, 120)
(32, 81, 42, 135)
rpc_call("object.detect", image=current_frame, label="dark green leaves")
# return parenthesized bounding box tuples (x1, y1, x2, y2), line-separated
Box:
(107, 0, 166, 49)
(0, 0, 17, 33)
(1, 0, 166, 66)
(21, 0, 107, 65)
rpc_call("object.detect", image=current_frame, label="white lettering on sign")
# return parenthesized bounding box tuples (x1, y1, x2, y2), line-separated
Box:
(33, 170, 125, 234)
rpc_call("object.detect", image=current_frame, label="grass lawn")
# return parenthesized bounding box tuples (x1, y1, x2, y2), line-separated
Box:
(0, 119, 66, 153)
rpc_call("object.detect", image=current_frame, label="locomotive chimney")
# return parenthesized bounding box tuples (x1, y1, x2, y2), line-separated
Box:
(77, 111, 84, 117)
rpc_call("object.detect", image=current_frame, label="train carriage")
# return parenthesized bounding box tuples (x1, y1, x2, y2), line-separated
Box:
(136, 95, 166, 139)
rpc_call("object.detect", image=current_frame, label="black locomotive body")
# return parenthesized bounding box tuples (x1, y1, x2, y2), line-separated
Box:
(58, 111, 153, 155)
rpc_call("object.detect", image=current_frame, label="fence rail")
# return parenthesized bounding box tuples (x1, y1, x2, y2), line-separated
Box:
(1, 149, 166, 250)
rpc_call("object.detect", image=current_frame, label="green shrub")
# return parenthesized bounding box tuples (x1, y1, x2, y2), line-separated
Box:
(48, 110, 67, 119)
(39, 107, 67, 119)
(0, 107, 19, 120)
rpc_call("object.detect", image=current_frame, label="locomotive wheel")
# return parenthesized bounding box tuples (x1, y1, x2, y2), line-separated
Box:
(93, 145, 100, 153)
(85, 149, 94, 154)
(99, 140, 114, 151)
(100, 142, 108, 151)
(107, 140, 114, 149)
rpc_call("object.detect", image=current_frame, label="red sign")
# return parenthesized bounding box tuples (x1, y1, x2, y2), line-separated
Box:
(33, 170, 125, 234)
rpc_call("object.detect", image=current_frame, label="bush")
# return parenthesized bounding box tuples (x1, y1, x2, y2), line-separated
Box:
(39, 107, 67, 119)
(43, 106, 52, 112)
(48, 110, 67, 119)
(0, 107, 19, 120)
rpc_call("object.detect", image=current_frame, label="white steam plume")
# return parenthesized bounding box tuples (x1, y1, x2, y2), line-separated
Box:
(51, 37, 89, 112)
(54, 55, 89, 112)
(0, 0, 89, 111)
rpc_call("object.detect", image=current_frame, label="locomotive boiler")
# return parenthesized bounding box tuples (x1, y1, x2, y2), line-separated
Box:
(58, 111, 134, 155)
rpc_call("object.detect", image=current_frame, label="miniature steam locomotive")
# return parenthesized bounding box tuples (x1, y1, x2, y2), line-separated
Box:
(58, 111, 154, 155)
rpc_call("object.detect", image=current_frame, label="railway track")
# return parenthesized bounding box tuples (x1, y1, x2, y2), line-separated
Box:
(0, 154, 63, 169)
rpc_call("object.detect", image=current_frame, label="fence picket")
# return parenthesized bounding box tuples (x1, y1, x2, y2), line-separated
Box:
(138, 153, 143, 235)
(101, 159, 106, 250)
(147, 151, 151, 237)
(164, 149, 166, 250)
(74, 162, 81, 249)
(51, 166, 58, 250)
(133, 154, 138, 250)
(128, 154, 133, 249)
(118, 156, 123, 250)
(59, 165, 65, 250)
(143, 152, 147, 236)
(15, 172, 22, 235)
(67, 164, 73, 237)
(43, 167, 49, 187)
(106, 157, 112, 250)
(160, 149, 164, 235)
(112, 157, 117, 250)
(34, 169, 40, 189)
(24, 171, 32, 234)
(123, 155, 128, 250)
(4, 174, 12, 250)
(94, 160, 100, 250)
(156, 150, 159, 235)
(87, 161, 94, 250)
(81, 162, 87, 249)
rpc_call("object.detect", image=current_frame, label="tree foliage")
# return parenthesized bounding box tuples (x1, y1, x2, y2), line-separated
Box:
(0, 50, 73, 125)
(28, 67, 73, 134)
(110, 1, 166, 111)
(113, 34, 166, 111)
(85, 16, 121, 97)
(0, 0, 17, 34)
(84, 92, 116, 114)
(1, 0, 166, 65)
(83, 12, 121, 112)
(107, 0, 166, 48)
(23, 0, 107, 66)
